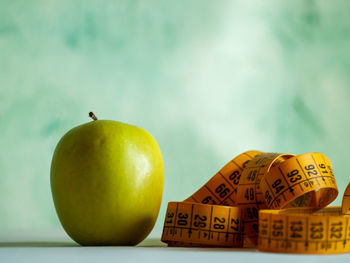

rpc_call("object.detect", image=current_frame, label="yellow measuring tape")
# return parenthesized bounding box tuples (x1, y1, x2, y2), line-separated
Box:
(161, 151, 350, 254)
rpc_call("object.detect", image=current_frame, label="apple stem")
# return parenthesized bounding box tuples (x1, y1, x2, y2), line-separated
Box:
(89, 112, 98, 121)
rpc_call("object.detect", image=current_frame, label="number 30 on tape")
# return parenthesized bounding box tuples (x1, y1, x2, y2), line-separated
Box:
(161, 151, 350, 254)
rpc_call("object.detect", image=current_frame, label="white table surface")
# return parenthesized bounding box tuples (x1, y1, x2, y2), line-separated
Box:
(1, 228, 350, 263)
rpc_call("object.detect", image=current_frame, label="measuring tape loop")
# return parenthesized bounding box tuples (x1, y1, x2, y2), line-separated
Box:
(260, 152, 338, 210)
(161, 150, 348, 254)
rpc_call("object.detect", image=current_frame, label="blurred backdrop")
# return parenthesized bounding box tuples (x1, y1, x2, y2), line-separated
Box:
(1, 0, 350, 232)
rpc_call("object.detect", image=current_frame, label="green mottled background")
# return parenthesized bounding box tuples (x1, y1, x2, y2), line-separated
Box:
(1, 0, 350, 232)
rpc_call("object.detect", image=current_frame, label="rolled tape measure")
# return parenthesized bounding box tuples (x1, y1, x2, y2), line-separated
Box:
(161, 150, 350, 254)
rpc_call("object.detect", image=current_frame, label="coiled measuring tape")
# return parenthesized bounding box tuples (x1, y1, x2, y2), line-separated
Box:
(161, 151, 350, 254)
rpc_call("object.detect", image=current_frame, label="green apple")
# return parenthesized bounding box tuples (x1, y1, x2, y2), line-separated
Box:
(50, 112, 164, 246)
